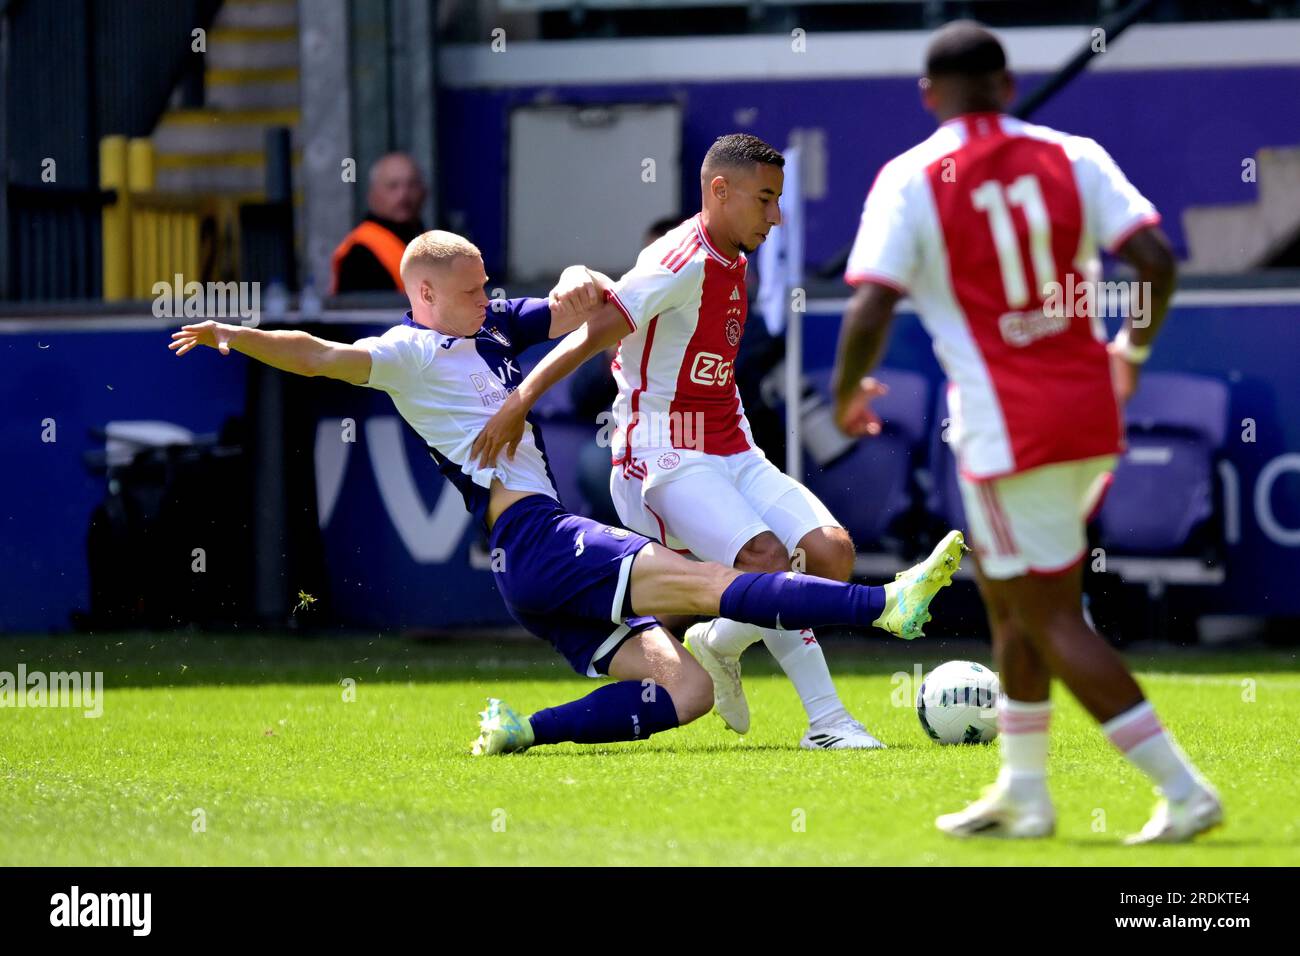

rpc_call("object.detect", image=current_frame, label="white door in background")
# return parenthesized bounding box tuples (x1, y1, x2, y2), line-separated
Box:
(508, 103, 682, 282)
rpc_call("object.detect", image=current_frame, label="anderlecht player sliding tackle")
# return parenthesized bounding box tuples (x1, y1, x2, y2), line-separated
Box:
(170, 230, 964, 754)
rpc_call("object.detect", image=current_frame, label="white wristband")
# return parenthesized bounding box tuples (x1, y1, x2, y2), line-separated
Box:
(1111, 328, 1152, 365)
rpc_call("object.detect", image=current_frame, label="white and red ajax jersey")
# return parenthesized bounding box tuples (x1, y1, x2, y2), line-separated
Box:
(845, 112, 1160, 478)
(607, 214, 756, 462)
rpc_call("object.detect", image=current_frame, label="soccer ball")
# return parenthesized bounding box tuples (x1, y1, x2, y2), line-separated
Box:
(916, 660, 1000, 744)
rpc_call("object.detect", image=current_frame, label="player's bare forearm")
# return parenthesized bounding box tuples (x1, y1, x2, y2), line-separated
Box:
(1117, 226, 1177, 349)
(515, 302, 626, 412)
(470, 302, 626, 467)
(228, 327, 331, 376)
(832, 282, 900, 411)
(169, 320, 371, 385)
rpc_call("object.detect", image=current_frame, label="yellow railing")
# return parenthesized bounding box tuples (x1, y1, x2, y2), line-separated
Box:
(100, 136, 235, 300)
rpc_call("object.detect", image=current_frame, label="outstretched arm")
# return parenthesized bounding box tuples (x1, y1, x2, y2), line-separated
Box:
(471, 248, 693, 466)
(470, 300, 628, 467)
(169, 320, 372, 385)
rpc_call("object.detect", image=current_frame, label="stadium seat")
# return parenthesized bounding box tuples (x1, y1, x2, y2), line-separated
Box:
(804, 367, 931, 554)
(927, 372, 1229, 558)
(1097, 372, 1229, 557)
(925, 373, 1229, 610)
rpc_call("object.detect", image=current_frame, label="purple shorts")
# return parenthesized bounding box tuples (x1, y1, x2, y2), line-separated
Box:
(489, 495, 663, 676)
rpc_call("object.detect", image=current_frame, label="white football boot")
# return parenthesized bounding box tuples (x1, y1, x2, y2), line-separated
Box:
(800, 715, 886, 750)
(684, 621, 750, 735)
(1124, 782, 1223, 845)
(936, 781, 1056, 838)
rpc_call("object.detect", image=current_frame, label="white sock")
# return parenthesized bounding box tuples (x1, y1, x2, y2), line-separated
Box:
(762, 627, 844, 726)
(1101, 701, 1199, 802)
(703, 618, 766, 658)
(995, 697, 1052, 803)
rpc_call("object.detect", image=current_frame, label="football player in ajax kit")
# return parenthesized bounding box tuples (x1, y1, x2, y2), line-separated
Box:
(171, 231, 962, 755)
(474, 135, 967, 751)
(832, 21, 1221, 842)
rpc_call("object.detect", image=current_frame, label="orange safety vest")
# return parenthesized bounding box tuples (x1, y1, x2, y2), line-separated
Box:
(329, 220, 407, 293)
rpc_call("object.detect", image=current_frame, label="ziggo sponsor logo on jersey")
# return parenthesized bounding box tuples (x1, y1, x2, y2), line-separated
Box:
(688, 351, 734, 386)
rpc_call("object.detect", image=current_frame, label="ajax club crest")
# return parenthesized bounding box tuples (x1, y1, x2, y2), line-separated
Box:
(725, 316, 742, 347)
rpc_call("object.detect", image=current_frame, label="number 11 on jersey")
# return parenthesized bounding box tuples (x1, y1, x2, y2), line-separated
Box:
(971, 175, 1055, 308)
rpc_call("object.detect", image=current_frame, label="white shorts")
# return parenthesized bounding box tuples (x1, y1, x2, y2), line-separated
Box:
(610, 447, 840, 566)
(959, 454, 1117, 580)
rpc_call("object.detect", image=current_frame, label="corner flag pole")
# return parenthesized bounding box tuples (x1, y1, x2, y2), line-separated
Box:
(785, 301, 803, 482)
(759, 144, 805, 481)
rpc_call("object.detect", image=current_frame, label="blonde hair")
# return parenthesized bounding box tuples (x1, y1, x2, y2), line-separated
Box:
(400, 230, 481, 283)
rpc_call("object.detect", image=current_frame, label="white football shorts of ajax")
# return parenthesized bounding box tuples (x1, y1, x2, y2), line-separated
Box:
(958, 454, 1117, 579)
(610, 446, 839, 567)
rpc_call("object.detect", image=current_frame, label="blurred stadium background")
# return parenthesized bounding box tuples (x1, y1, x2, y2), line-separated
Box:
(3, 0, 1300, 649)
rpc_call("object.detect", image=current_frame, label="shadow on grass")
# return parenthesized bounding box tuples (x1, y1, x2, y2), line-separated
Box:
(0, 633, 1295, 690)
(1054, 837, 1289, 850)
(502, 743, 806, 757)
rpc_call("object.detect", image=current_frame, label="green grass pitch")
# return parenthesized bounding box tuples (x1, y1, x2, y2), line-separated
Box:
(2, 634, 1296, 866)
